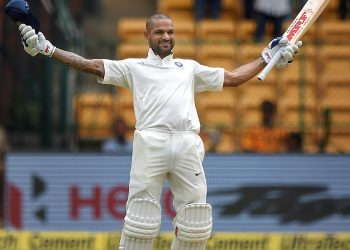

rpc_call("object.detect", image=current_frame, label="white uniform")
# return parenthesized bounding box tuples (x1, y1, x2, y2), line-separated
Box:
(99, 49, 224, 211)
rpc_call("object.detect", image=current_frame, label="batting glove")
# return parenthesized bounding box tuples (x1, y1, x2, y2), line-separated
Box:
(262, 37, 302, 68)
(19, 24, 56, 57)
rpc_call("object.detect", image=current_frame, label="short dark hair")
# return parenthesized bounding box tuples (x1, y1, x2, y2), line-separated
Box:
(146, 13, 171, 31)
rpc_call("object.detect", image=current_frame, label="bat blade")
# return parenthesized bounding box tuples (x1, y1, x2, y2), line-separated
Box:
(284, 0, 331, 43)
(258, 0, 330, 81)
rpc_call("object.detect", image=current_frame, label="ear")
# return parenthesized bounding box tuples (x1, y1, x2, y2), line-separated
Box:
(144, 30, 149, 41)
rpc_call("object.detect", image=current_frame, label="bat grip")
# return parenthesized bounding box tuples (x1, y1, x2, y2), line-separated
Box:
(258, 48, 283, 81)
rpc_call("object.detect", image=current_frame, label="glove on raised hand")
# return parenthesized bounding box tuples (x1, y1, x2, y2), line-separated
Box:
(19, 24, 56, 57)
(261, 37, 302, 68)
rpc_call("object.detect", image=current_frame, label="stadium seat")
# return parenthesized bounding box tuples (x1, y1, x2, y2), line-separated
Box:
(158, 0, 194, 20)
(215, 129, 236, 153)
(221, 0, 243, 20)
(319, 0, 340, 20)
(172, 19, 196, 42)
(320, 60, 350, 85)
(236, 20, 275, 43)
(321, 85, 350, 109)
(318, 21, 350, 43)
(319, 44, 350, 60)
(75, 93, 115, 140)
(279, 83, 317, 130)
(279, 84, 317, 111)
(236, 20, 256, 43)
(279, 106, 317, 130)
(277, 45, 317, 84)
(319, 44, 350, 85)
(237, 43, 266, 64)
(116, 43, 149, 59)
(117, 17, 147, 43)
(196, 19, 235, 43)
(197, 44, 236, 69)
(238, 81, 276, 109)
(326, 131, 350, 153)
(196, 89, 237, 129)
(237, 82, 277, 127)
(114, 88, 136, 128)
(173, 43, 196, 59)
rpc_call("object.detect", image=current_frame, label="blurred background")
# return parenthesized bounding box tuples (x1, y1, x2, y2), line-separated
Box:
(1, 0, 350, 247)
(0, 0, 349, 154)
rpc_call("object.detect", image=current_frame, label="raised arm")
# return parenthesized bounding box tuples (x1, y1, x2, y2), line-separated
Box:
(223, 37, 302, 87)
(223, 57, 266, 87)
(19, 24, 105, 79)
(52, 49, 104, 78)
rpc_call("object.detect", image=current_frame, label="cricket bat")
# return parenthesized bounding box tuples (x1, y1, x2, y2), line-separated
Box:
(258, 0, 330, 81)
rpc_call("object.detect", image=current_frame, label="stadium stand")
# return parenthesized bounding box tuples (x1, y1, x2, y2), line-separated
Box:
(76, 1, 350, 153)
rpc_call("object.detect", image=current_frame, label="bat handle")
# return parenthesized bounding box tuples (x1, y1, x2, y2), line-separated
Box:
(258, 48, 283, 81)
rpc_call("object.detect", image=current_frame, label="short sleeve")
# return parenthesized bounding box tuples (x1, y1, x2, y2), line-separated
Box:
(97, 59, 130, 88)
(193, 62, 224, 93)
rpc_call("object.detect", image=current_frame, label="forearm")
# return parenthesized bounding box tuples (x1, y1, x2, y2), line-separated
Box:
(224, 57, 266, 87)
(52, 48, 104, 78)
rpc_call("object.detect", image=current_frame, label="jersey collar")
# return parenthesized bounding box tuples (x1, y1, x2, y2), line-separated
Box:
(147, 49, 173, 65)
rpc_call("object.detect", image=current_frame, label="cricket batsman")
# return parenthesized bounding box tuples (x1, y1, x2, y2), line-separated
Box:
(17, 11, 301, 250)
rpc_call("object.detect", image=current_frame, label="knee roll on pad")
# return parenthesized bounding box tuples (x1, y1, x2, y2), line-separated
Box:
(171, 203, 212, 250)
(119, 198, 161, 250)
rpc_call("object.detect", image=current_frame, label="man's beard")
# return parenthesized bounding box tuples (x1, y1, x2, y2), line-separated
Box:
(153, 41, 174, 56)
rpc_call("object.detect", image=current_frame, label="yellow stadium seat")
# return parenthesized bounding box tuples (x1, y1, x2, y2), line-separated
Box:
(197, 44, 236, 69)
(237, 82, 277, 127)
(319, 44, 350, 60)
(173, 43, 196, 59)
(318, 21, 350, 43)
(236, 20, 256, 43)
(196, 89, 237, 129)
(117, 17, 147, 42)
(114, 88, 136, 128)
(321, 85, 350, 109)
(237, 43, 265, 64)
(215, 129, 236, 153)
(279, 59, 317, 84)
(279, 84, 317, 109)
(221, 0, 243, 20)
(159, 0, 194, 12)
(116, 43, 148, 59)
(319, 45, 350, 85)
(320, 59, 350, 85)
(75, 93, 115, 140)
(238, 81, 277, 109)
(319, 0, 340, 20)
(172, 20, 196, 42)
(196, 19, 235, 43)
(236, 20, 275, 43)
(279, 107, 316, 129)
(159, 0, 194, 20)
(326, 131, 350, 153)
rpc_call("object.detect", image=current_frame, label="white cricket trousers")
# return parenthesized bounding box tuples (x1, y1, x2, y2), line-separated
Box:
(127, 129, 207, 212)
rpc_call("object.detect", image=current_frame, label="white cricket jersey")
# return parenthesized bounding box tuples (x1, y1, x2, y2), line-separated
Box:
(99, 49, 224, 133)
